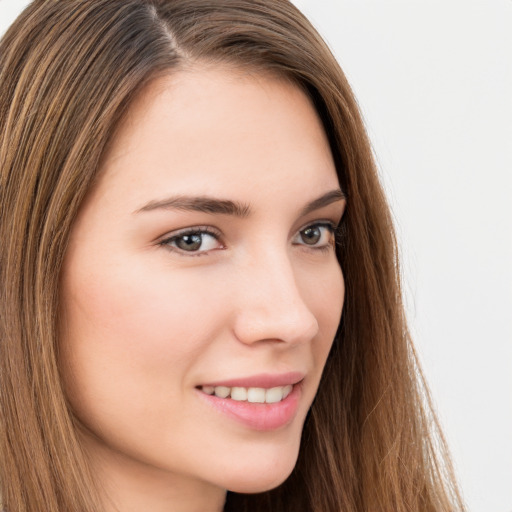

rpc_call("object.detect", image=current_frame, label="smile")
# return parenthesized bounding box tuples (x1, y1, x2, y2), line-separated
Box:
(200, 384, 293, 403)
(196, 375, 304, 431)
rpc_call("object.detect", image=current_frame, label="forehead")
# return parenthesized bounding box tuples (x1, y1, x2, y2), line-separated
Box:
(94, 64, 338, 210)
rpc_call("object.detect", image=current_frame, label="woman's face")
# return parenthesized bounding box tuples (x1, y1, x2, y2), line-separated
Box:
(60, 65, 345, 503)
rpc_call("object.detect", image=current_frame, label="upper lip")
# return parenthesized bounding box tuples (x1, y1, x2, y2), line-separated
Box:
(199, 371, 305, 389)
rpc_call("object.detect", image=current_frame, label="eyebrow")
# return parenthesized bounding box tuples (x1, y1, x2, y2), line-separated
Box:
(135, 188, 345, 217)
(136, 195, 251, 217)
(299, 189, 346, 216)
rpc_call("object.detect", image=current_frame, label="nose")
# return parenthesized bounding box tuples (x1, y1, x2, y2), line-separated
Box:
(231, 249, 320, 346)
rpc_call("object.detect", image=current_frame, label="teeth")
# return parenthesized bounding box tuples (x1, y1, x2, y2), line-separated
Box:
(201, 384, 294, 403)
(247, 387, 266, 403)
(202, 386, 215, 395)
(283, 384, 293, 399)
(230, 387, 248, 401)
(214, 386, 230, 398)
(265, 386, 284, 403)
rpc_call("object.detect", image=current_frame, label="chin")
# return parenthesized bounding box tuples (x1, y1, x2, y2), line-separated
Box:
(222, 449, 299, 494)
(226, 472, 294, 494)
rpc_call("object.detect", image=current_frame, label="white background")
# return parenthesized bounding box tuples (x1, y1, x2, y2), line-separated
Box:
(1, 1, 511, 511)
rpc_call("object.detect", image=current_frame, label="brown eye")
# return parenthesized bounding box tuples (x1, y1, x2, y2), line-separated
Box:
(300, 226, 322, 245)
(294, 223, 335, 249)
(175, 233, 203, 251)
(160, 229, 222, 254)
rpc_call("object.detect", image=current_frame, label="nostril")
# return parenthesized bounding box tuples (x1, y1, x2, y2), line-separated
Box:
(230, 257, 322, 345)
(232, 301, 319, 346)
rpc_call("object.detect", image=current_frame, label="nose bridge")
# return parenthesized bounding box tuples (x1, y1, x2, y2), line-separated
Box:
(232, 244, 319, 346)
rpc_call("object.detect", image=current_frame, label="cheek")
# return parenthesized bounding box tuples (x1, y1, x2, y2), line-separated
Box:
(273, 257, 342, 425)
(62, 258, 220, 355)
(58, 254, 228, 425)
(309, 261, 344, 366)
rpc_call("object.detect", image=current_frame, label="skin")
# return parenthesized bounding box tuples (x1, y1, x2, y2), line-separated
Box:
(59, 64, 346, 512)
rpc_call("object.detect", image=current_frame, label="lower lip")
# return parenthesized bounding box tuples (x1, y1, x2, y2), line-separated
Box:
(197, 383, 302, 431)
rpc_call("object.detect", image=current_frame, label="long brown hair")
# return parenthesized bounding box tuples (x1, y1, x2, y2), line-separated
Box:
(0, 1, 465, 511)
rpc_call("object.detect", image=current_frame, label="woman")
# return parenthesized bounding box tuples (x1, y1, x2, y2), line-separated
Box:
(0, 1, 465, 511)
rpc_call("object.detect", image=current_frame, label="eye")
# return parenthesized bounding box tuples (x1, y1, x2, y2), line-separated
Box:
(293, 222, 336, 249)
(159, 228, 222, 255)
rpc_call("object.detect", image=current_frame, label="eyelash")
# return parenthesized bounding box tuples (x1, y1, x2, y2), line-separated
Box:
(158, 226, 220, 257)
(158, 221, 340, 257)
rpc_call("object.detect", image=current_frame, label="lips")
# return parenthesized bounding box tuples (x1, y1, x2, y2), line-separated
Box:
(198, 371, 304, 388)
(196, 372, 304, 431)
(201, 383, 293, 403)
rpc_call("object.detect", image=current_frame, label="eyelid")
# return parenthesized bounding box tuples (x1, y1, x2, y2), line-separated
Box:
(296, 218, 339, 236)
(292, 220, 338, 249)
(297, 219, 338, 232)
(156, 218, 342, 257)
(159, 225, 222, 240)
(158, 225, 224, 256)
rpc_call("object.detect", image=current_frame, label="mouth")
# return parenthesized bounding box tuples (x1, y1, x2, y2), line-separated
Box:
(199, 384, 293, 404)
(195, 373, 304, 431)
